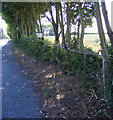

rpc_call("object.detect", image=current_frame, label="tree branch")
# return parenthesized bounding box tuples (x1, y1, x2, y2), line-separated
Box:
(43, 13, 52, 24)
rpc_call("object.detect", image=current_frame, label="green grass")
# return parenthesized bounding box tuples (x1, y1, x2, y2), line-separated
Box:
(45, 34, 110, 52)
(84, 34, 109, 52)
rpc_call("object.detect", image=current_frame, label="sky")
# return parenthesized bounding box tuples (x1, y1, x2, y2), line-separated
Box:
(0, 16, 7, 36)
(0, 0, 112, 35)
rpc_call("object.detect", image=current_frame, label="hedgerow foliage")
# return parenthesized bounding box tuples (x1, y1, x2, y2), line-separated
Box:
(14, 34, 113, 105)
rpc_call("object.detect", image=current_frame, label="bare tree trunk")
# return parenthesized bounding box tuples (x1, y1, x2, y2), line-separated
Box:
(55, 3, 60, 44)
(21, 17, 24, 35)
(36, 23, 40, 33)
(66, 2, 71, 47)
(32, 3, 38, 34)
(28, 26, 31, 36)
(49, 5, 59, 44)
(25, 25, 28, 36)
(78, 3, 85, 51)
(101, 1, 113, 49)
(59, 2, 66, 50)
(95, 2, 109, 96)
(77, 19, 80, 44)
(80, 22, 85, 51)
(39, 16, 42, 33)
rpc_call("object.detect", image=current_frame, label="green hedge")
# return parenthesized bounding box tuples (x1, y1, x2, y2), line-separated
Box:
(14, 35, 113, 104)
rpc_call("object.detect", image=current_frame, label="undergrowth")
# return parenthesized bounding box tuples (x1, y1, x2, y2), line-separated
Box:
(13, 35, 113, 106)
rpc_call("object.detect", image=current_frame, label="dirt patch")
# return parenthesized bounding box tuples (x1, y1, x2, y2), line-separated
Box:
(13, 47, 112, 119)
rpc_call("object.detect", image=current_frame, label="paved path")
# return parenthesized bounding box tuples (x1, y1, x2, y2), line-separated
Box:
(1, 39, 42, 118)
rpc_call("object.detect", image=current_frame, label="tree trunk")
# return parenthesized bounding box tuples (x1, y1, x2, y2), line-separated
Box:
(36, 23, 40, 33)
(32, 4, 38, 34)
(55, 3, 59, 44)
(79, 3, 85, 51)
(25, 25, 28, 36)
(28, 26, 31, 36)
(66, 2, 71, 47)
(101, 1, 113, 49)
(95, 2, 109, 96)
(39, 16, 42, 33)
(80, 23, 85, 51)
(49, 5, 59, 44)
(77, 19, 80, 44)
(59, 2, 66, 50)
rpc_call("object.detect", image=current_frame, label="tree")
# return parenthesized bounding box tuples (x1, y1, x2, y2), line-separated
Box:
(66, 2, 71, 47)
(65, 2, 95, 49)
(78, 2, 85, 51)
(95, 2, 109, 96)
(101, 0, 113, 49)
(2, 2, 47, 39)
(44, 2, 61, 44)
(59, 2, 66, 50)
